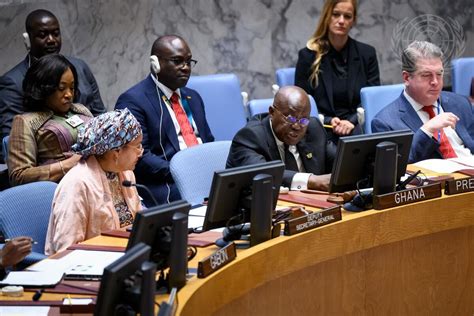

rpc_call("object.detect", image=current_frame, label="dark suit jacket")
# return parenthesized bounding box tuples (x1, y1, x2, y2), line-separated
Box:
(371, 91, 474, 163)
(0, 55, 105, 161)
(226, 114, 336, 187)
(115, 75, 214, 206)
(295, 37, 380, 126)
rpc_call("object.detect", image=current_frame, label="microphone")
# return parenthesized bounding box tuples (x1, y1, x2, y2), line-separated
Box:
(122, 180, 159, 206)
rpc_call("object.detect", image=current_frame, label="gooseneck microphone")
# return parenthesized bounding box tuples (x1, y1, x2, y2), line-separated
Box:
(122, 180, 159, 207)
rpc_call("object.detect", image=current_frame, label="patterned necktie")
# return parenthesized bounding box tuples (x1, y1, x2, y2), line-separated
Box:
(421, 105, 457, 158)
(284, 145, 299, 171)
(170, 93, 198, 147)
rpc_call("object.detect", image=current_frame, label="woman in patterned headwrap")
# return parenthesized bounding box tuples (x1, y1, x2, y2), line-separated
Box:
(45, 108, 143, 255)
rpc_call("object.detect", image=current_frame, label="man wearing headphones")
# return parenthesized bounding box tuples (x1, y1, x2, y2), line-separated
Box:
(115, 35, 214, 206)
(0, 9, 105, 162)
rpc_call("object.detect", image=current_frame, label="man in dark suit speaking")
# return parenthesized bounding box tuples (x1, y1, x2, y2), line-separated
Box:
(227, 86, 335, 191)
(115, 35, 214, 206)
(0, 9, 105, 162)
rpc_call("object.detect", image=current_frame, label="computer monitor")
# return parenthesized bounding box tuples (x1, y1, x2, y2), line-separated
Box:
(94, 243, 156, 316)
(203, 161, 285, 246)
(126, 200, 190, 290)
(329, 129, 414, 193)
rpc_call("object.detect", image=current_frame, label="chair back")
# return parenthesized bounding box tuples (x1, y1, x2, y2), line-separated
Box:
(170, 141, 232, 205)
(275, 67, 296, 87)
(0, 181, 57, 264)
(247, 95, 319, 118)
(186, 74, 247, 141)
(361, 84, 404, 133)
(451, 57, 474, 97)
(2, 136, 8, 165)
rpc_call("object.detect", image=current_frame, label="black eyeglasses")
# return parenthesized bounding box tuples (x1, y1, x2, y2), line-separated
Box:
(158, 56, 197, 68)
(272, 106, 310, 126)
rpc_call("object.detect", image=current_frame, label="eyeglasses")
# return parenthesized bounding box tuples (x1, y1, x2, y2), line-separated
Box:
(126, 142, 144, 154)
(158, 56, 197, 68)
(272, 106, 310, 126)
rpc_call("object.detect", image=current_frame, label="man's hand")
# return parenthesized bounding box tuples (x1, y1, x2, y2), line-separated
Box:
(423, 112, 459, 137)
(0, 237, 33, 267)
(331, 117, 354, 136)
(308, 173, 331, 191)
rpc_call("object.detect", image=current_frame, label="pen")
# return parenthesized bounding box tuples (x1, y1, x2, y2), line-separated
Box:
(323, 124, 333, 129)
(3, 239, 38, 245)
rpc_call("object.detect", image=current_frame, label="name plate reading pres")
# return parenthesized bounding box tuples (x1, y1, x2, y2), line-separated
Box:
(284, 205, 341, 236)
(197, 242, 236, 278)
(445, 176, 474, 195)
(373, 183, 441, 210)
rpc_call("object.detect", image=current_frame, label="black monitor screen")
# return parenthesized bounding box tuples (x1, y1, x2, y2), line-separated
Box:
(203, 160, 285, 231)
(126, 200, 190, 271)
(95, 243, 155, 316)
(329, 130, 413, 193)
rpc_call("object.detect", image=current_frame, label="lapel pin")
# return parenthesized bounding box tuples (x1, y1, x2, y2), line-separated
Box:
(186, 96, 192, 99)
(306, 153, 313, 159)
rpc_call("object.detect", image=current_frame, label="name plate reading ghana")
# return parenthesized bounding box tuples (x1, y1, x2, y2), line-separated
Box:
(284, 205, 341, 236)
(445, 176, 474, 195)
(373, 183, 441, 210)
(197, 242, 236, 278)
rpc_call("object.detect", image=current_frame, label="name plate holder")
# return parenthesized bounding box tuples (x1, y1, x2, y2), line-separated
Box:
(197, 242, 237, 278)
(445, 176, 474, 195)
(284, 205, 341, 236)
(373, 183, 441, 210)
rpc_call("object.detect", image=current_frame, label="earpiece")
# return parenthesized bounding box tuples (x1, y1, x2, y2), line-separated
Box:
(22, 32, 31, 51)
(150, 55, 161, 74)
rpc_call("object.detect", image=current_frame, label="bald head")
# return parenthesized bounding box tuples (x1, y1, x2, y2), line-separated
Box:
(270, 86, 311, 145)
(25, 9, 61, 58)
(274, 86, 310, 114)
(151, 35, 187, 56)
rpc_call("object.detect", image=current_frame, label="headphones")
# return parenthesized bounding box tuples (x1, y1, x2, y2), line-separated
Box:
(150, 55, 161, 74)
(22, 32, 31, 51)
(149, 56, 171, 203)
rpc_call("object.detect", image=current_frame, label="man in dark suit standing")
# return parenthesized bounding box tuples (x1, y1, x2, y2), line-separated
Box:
(372, 41, 474, 163)
(115, 35, 214, 206)
(0, 9, 105, 162)
(227, 86, 335, 191)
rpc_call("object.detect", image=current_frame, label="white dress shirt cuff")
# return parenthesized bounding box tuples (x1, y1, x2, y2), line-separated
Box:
(290, 173, 312, 190)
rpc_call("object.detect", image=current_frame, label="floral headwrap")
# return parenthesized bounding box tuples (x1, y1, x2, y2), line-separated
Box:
(72, 108, 142, 158)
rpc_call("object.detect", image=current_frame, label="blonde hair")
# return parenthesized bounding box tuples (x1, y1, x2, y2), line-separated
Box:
(306, 0, 357, 87)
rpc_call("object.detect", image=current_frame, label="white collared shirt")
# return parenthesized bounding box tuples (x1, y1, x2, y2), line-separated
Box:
(151, 75, 202, 150)
(269, 119, 311, 190)
(404, 90, 472, 159)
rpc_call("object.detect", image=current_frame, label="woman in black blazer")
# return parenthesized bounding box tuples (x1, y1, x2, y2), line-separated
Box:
(295, 0, 380, 142)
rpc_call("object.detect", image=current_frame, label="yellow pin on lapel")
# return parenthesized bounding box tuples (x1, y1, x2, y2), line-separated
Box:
(186, 96, 192, 99)
(306, 153, 313, 159)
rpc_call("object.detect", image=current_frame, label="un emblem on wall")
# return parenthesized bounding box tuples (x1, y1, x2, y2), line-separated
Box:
(391, 14, 465, 69)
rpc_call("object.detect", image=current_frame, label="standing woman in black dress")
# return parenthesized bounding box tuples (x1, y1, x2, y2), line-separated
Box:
(295, 0, 380, 142)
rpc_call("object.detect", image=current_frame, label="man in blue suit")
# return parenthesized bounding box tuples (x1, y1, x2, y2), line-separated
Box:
(0, 9, 105, 162)
(115, 35, 214, 206)
(372, 41, 474, 163)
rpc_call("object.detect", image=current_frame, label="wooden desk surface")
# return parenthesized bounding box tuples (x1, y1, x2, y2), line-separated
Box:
(1, 182, 473, 315)
(178, 190, 474, 315)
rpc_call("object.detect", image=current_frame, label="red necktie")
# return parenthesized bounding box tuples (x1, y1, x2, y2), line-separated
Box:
(421, 106, 457, 158)
(170, 93, 198, 147)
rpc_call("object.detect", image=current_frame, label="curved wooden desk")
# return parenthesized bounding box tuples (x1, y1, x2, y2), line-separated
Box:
(178, 191, 474, 315)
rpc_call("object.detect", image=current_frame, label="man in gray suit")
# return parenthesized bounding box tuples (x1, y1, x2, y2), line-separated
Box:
(0, 9, 105, 162)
